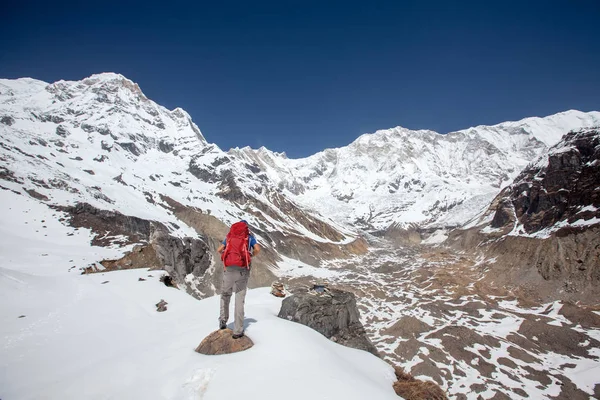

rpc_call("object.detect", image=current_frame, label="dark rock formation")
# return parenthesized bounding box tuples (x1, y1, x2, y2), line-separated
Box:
(56, 202, 213, 296)
(156, 299, 168, 312)
(150, 227, 211, 283)
(0, 115, 15, 125)
(158, 140, 174, 153)
(491, 128, 600, 233)
(24, 188, 49, 201)
(480, 228, 600, 304)
(117, 142, 141, 156)
(216, 170, 248, 204)
(195, 329, 254, 355)
(55, 125, 69, 137)
(278, 287, 378, 356)
(56, 202, 153, 246)
(0, 166, 23, 183)
(101, 140, 112, 151)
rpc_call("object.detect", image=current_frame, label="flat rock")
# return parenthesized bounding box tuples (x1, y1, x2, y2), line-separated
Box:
(195, 329, 254, 355)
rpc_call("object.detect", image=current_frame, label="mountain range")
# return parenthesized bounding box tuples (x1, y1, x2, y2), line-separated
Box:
(1, 73, 599, 399)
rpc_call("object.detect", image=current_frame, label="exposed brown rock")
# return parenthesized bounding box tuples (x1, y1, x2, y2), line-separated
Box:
(55, 202, 154, 246)
(87, 245, 162, 273)
(24, 188, 49, 201)
(488, 391, 511, 400)
(383, 224, 423, 245)
(550, 374, 592, 400)
(558, 302, 600, 329)
(515, 319, 600, 357)
(195, 329, 254, 355)
(392, 366, 448, 400)
(506, 345, 538, 364)
(482, 227, 600, 305)
(57, 202, 213, 297)
(383, 316, 432, 339)
(425, 326, 499, 378)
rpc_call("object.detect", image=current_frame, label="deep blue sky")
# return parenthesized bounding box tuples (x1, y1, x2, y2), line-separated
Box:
(2, 1, 599, 157)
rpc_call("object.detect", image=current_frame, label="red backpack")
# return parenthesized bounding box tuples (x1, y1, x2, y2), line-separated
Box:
(221, 221, 251, 268)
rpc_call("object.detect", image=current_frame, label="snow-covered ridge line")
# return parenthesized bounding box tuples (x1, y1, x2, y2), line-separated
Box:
(2, 73, 599, 233)
(0, 73, 355, 246)
(239, 110, 600, 231)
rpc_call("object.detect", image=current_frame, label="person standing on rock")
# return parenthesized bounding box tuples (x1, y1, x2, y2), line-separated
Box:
(216, 220, 260, 339)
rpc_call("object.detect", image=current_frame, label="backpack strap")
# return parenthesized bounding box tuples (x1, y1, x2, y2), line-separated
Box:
(221, 234, 230, 270)
(242, 233, 250, 269)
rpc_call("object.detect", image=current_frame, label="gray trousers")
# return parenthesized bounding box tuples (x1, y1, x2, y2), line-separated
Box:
(219, 266, 250, 335)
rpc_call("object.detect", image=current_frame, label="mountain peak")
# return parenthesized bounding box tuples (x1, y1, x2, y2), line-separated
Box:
(85, 72, 129, 82)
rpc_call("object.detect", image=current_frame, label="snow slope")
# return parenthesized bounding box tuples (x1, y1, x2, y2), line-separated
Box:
(0, 189, 399, 400)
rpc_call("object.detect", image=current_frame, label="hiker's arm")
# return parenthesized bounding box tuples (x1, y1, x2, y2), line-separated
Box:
(252, 244, 261, 257)
(217, 243, 225, 254)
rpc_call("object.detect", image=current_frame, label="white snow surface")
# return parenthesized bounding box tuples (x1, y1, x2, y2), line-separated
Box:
(0, 189, 399, 400)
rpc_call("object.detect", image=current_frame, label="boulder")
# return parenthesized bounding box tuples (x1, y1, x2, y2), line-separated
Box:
(156, 299, 168, 312)
(195, 329, 254, 355)
(278, 286, 379, 356)
(150, 226, 211, 282)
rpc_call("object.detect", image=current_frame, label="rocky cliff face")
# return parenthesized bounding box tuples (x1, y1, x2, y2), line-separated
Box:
(454, 128, 600, 303)
(491, 128, 600, 235)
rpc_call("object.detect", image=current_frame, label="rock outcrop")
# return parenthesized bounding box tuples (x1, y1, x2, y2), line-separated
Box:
(155, 299, 168, 312)
(150, 226, 211, 284)
(278, 286, 378, 356)
(59, 202, 214, 296)
(56, 202, 153, 246)
(392, 366, 448, 400)
(490, 128, 600, 233)
(195, 329, 254, 355)
(454, 128, 600, 304)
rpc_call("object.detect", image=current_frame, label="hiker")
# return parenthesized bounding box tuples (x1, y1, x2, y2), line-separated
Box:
(216, 220, 261, 339)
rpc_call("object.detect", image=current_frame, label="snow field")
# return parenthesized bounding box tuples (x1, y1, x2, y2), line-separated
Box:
(0, 192, 400, 400)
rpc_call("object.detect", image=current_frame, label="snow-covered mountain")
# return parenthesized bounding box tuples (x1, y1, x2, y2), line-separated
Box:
(2, 73, 600, 399)
(0, 73, 367, 293)
(0, 73, 351, 244)
(234, 110, 600, 232)
(2, 73, 598, 241)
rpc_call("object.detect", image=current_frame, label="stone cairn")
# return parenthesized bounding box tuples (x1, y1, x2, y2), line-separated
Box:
(270, 281, 286, 298)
